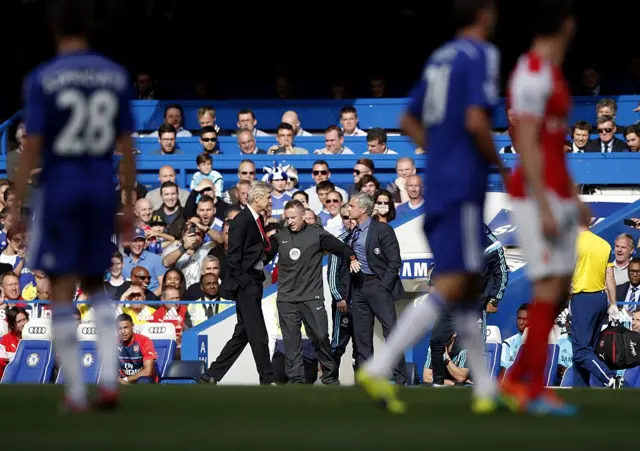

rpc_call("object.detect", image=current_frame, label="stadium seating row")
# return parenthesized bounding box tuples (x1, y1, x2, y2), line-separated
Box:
(128, 97, 640, 132)
(0, 320, 202, 385)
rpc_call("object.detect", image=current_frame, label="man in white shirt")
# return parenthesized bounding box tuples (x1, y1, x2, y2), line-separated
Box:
(363, 128, 397, 155)
(146, 165, 190, 210)
(304, 160, 348, 213)
(339, 106, 367, 136)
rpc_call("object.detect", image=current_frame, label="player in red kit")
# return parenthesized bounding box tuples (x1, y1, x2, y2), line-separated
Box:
(502, 0, 590, 416)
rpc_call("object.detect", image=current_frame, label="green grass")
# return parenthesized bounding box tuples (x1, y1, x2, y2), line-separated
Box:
(0, 385, 634, 450)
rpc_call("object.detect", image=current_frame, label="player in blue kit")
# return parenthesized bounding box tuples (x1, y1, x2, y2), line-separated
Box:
(357, 0, 508, 414)
(13, 0, 136, 411)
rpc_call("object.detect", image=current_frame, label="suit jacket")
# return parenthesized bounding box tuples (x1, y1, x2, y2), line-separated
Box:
(584, 137, 627, 153)
(615, 282, 640, 305)
(223, 206, 277, 297)
(364, 219, 405, 301)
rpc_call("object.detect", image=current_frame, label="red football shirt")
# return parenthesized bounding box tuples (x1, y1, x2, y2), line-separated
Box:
(506, 52, 573, 199)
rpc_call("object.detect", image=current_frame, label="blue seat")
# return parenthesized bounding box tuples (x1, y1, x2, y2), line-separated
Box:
(56, 323, 102, 384)
(621, 366, 640, 388)
(160, 360, 206, 385)
(502, 326, 561, 387)
(484, 326, 502, 379)
(139, 323, 177, 379)
(1, 319, 55, 384)
(559, 366, 573, 387)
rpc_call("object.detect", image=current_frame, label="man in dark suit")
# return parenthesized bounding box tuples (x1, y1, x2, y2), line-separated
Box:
(200, 181, 277, 385)
(346, 192, 406, 384)
(585, 115, 627, 153)
(615, 258, 640, 313)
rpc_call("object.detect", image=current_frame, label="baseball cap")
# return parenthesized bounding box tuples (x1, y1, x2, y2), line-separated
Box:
(149, 215, 166, 227)
(132, 227, 146, 240)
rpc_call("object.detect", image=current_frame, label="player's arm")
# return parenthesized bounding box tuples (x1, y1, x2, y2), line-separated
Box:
(466, 48, 507, 179)
(124, 358, 155, 383)
(401, 78, 427, 148)
(605, 265, 617, 307)
(13, 135, 42, 215)
(400, 113, 425, 149)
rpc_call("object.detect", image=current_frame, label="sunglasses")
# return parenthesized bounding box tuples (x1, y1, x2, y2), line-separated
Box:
(313, 170, 328, 176)
(133, 274, 151, 280)
(598, 128, 613, 134)
(240, 171, 255, 176)
(325, 199, 341, 204)
(201, 138, 217, 142)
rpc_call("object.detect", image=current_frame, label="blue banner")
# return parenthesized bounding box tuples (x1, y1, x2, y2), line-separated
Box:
(399, 258, 435, 279)
(488, 201, 632, 247)
(198, 335, 208, 366)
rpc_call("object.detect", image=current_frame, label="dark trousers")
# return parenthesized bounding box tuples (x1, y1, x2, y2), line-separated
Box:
(277, 299, 338, 384)
(570, 291, 616, 387)
(206, 279, 274, 384)
(331, 303, 357, 377)
(429, 307, 455, 385)
(352, 277, 407, 384)
(272, 349, 318, 384)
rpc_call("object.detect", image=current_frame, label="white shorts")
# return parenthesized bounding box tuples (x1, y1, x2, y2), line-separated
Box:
(510, 192, 578, 280)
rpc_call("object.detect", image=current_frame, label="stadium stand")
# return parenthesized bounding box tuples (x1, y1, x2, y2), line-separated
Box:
(0, 92, 639, 388)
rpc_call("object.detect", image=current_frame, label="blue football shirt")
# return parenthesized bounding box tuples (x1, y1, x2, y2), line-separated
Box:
(406, 38, 500, 213)
(22, 49, 134, 189)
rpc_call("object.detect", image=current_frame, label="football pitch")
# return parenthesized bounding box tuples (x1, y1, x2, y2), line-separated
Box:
(1, 385, 633, 450)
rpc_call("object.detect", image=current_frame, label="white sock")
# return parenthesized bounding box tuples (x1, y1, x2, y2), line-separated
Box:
(53, 305, 86, 406)
(364, 292, 443, 378)
(91, 291, 119, 391)
(454, 308, 496, 399)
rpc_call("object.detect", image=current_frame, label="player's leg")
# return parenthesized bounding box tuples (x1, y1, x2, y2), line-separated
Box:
(29, 190, 87, 410)
(51, 275, 88, 410)
(81, 189, 121, 406)
(504, 196, 576, 415)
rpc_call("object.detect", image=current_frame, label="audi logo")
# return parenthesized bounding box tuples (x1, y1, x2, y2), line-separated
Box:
(81, 327, 97, 335)
(147, 326, 167, 334)
(28, 327, 47, 334)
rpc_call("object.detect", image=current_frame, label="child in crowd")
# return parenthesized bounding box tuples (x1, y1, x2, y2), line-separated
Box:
(145, 215, 175, 255)
(190, 152, 223, 198)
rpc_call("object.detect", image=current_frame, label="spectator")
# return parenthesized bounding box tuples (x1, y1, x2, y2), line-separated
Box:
(372, 190, 396, 223)
(357, 174, 380, 197)
(0, 306, 28, 379)
(304, 160, 348, 214)
(292, 191, 309, 209)
(197, 106, 230, 136)
(236, 129, 267, 154)
(114, 265, 160, 302)
(569, 121, 591, 153)
(146, 165, 190, 210)
(152, 181, 187, 239)
(339, 106, 367, 136)
(236, 108, 269, 137)
(223, 160, 257, 205)
(632, 311, 640, 333)
(585, 115, 627, 153)
(151, 286, 187, 349)
(320, 190, 345, 237)
(184, 255, 222, 300)
(281, 110, 312, 136)
(625, 125, 640, 152)
(386, 157, 416, 204)
(267, 123, 309, 155)
(614, 258, 640, 313)
(145, 215, 176, 255)
(148, 104, 192, 137)
(349, 159, 375, 196)
(263, 163, 291, 219)
(104, 251, 126, 300)
(117, 313, 158, 384)
(122, 228, 165, 295)
(185, 273, 224, 328)
(119, 285, 156, 324)
(162, 268, 187, 297)
(608, 233, 635, 285)
(162, 217, 215, 287)
(134, 198, 153, 229)
(314, 125, 354, 155)
(190, 152, 224, 196)
(150, 124, 184, 155)
(395, 175, 424, 219)
(303, 208, 321, 226)
(364, 128, 397, 155)
(199, 126, 222, 154)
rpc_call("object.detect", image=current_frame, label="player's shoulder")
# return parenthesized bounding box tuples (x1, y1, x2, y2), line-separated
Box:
(510, 52, 553, 92)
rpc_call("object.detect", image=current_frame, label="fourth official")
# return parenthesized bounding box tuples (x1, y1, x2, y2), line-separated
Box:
(273, 200, 359, 384)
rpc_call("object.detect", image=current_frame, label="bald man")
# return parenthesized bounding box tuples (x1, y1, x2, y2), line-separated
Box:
(281, 110, 312, 137)
(146, 165, 190, 209)
(134, 198, 153, 227)
(395, 175, 425, 219)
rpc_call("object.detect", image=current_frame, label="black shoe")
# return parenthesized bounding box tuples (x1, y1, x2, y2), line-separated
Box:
(199, 372, 218, 385)
(614, 375, 624, 389)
